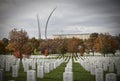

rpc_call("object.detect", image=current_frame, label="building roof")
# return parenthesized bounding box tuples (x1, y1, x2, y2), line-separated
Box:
(53, 33, 90, 36)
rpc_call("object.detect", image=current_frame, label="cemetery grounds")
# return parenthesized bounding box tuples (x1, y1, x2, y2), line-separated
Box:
(0, 54, 120, 81)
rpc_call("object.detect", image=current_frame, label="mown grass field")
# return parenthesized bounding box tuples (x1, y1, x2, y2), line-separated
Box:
(73, 62, 95, 81)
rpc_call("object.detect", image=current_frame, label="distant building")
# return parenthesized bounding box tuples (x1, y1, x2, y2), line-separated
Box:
(52, 33, 90, 40)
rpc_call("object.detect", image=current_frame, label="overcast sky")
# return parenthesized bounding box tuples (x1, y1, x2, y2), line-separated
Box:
(0, 0, 120, 39)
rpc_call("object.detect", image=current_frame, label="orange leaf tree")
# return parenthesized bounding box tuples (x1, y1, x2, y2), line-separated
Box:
(7, 28, 29, 58)
(67, 38, 84, 56)
(93, 33, 119, 56)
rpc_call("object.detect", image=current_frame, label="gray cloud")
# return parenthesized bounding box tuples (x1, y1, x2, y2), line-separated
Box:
(0, 0, 120, 39)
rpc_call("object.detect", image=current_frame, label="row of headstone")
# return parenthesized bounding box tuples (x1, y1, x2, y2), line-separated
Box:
(0, 55, 20, 80)
(29, 55, 59, 59)
(76, 56, 118, 81)
(0, 55, 20, 71)
(63, 58, 73, 81)
(0, 54, 64, 81)
(64, 57, 70, 62)
(22, 57, 63, 70)
(73, 57, 78, 63)
(26, 57, 65, 80)
(77, 56, 120, 74)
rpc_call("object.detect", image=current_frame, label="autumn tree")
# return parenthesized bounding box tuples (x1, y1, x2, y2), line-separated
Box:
(47, 39, 58, 54)
(28, 37, 40, 54)
(6, 43, 15, 54)
(57, 39, 67, 56)
(115, 34, 120, 50)
(84, 33, 98, 55)
(38, 39, 58, 55)
(93, 33, 118, 56)
(7, 28, 29, 58)
(67, 38, 83, 56)
(0, 40, 5, 54)
(21, 42, 32, 57)
(78, 43, 85, 56)
(38, 41, 48, 54)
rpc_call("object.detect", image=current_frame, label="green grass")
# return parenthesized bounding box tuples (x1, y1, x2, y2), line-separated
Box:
(73, 62, 95, 81)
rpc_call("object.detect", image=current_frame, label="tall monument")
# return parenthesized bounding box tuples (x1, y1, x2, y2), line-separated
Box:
(37, 14, 41, 39)
(45, 7, 57, 40)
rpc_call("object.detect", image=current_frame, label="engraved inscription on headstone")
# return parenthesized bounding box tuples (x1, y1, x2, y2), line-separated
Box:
(106, 73, 116, 81)
(95, 68, 103, 81)
(63, 72, 73, 81)
(27, 70, 36, 81)
(12, 65, 18, 77)
(37, 66, 44, 78)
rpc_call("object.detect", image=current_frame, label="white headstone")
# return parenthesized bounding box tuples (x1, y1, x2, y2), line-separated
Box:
(16, 59, 20, 69)
(95, 68, 103, 81)
(115, 60, 120, 75)
(49, 63, 53, 71)
(103, 62, 108, 71)
(50, 63, 54, 71)
(44, 63, 50, 73)
(65, 67, 72, 72)
(63, 72, 73, 81)
(108, 63, 114, 72)
(37, 66, 44, 78)
(90, 64, 95, 75)
(12, 65, 18, 77)
(32, 62, 36, 70)
(27, 70, 36, 81)
(5, 61, 10, 71)
(1, 59, 5, 68)
(0, 69, 3, 81)
(106, 73, 116, 81)
(24, 61, 29, 72)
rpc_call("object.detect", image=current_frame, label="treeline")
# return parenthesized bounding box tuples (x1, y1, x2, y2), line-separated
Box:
(0, 29, 120, 58)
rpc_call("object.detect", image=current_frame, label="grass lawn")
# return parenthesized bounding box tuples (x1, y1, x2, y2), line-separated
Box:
(73, 62, 95, 81)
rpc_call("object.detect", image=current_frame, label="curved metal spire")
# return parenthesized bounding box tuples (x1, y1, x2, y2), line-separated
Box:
(45, 7, 57, 40)
(37, 14, 41, 39)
